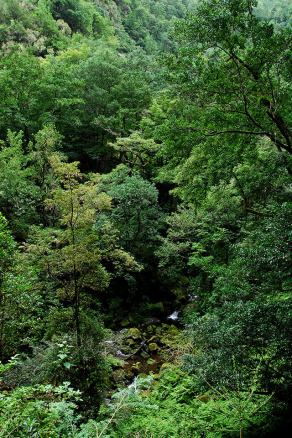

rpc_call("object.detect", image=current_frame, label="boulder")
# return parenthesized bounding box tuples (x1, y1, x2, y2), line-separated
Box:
(148, 342, 159, 352)
(127, 327, 142, 340)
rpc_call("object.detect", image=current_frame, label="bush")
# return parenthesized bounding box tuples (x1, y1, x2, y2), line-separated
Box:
(0, 380, 80, 437)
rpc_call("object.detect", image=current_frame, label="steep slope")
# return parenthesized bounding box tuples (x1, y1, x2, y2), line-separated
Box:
(0, 0, 196, 54)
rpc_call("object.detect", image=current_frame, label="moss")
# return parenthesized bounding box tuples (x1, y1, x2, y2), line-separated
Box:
(148, 342, 159, 352)
(127, 328, 142, 339)
(126, 338, 136, 346)
(131, 362, 142, 371)
(112, 368, 127, 384)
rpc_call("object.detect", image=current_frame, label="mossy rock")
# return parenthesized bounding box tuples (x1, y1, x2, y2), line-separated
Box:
(148, 342, 159, 352)
(127, 327, 142, 340)
(126, 338, 136, 347)
(131, 361, 142, 371)
(108, 356, 125, 368)
(112, 368, 127, 384)
(125, 368, 134, 379)
(154, 326, 163, 335)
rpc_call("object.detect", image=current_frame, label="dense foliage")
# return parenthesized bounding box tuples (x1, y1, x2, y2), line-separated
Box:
(0, 0, 291, 437)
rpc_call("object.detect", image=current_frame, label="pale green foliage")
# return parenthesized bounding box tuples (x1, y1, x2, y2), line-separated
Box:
(110, 131, 159, 176)
(28, 124, 63, 197)
(21, 156, 140, 351)
(83, 367, 272, 437)
(24, 157, 111, 348)
(0, 379, 80, 438)
(44, 156, 112, 289)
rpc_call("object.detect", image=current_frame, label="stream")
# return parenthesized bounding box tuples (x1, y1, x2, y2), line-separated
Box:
(103, 310, 182, 389)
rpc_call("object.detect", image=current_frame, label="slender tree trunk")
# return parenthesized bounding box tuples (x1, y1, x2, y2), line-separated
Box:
(69, 188, 81, 348)
(74, 274, 81, 348)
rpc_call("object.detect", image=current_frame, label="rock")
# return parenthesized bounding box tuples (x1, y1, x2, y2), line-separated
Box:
(109, 356, 125, 368)
(131, 361, 142, 371)
(127, 328, 142, 340)
(126, 338, 136, 346)
(116, 350, 128, 359)
(160, 325, 180, 349)
(148, 342, 159, 352)
(145, 324, 159, 335)
(125, 368, 134, 379)
(154, 326, 163, 335)
(112, 368, 127, 384)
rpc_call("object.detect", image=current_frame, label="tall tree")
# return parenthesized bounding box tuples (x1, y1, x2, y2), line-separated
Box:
(166, 0, 291, 158)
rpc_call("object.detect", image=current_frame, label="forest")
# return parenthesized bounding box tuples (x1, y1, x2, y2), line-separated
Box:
(0, 0, 291, 436)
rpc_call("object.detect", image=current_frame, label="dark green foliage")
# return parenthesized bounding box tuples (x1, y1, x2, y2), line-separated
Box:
(0, 214, 15, 358)
(147, 1, 291, 434)
(97, 165, 162, 261)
